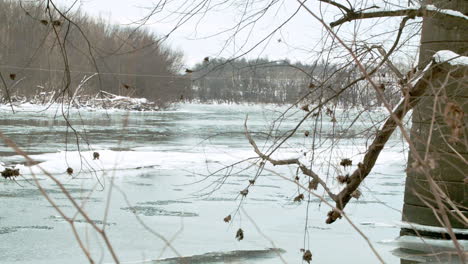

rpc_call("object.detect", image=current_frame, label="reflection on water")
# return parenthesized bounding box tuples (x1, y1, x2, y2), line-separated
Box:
(396, 247, 465, 264)
(152, 248, 286, 264)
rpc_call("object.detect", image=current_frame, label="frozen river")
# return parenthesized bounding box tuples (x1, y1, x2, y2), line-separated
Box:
(0, 103, 453, 263)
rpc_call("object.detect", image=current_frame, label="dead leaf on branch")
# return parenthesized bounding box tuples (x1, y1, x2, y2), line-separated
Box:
(340, 158, 352, 167)
(235, 228, 244, 241)
(294, 193, 304, 202)
(379, 83, 385, 91)
(301, 105, 310, 112)
(248, 179, 255, 185)
(336, 174, 350, 184)
(223, 215, 231, 223)
(240, 189, 248, 197)
(308, 179, 319, 190)
(302, 249, 312, 263)
(1, 168, 20, 179)
(326, 209, 342, 224)
(93, 152, 100, 160)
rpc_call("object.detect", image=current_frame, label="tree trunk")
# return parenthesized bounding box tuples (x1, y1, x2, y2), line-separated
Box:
(402, 0, 468, 237)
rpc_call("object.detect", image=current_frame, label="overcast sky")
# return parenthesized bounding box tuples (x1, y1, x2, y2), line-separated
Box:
(56, 0, 418, 67)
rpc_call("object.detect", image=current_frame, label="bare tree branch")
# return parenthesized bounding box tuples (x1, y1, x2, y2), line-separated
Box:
(244, 116, 337, 200)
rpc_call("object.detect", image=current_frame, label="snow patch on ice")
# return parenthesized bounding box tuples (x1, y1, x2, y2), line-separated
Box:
(394, 235, 467, 252)
(0, 149, 232, 176)
(397, 221, 468, 235)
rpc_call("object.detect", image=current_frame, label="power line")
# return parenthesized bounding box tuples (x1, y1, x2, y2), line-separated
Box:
(0, 64, 189, 79)
(0, 64, 312, 82)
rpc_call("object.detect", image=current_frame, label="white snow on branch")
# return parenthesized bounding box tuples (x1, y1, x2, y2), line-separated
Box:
(426, 4, 468, 20)
(433, 50, 468, 66)
(365, 4, 468, 20)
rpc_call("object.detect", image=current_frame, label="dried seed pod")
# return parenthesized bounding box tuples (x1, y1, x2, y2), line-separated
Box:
(336, 175, 349, 184)
(326, 209, 342, 224)
(223, 214, 231, 223)
(300, 104, 310, 112)
(295, 176, 300, 181)
(93, 152, 100, 160)
(340, 158, 352, 167)
(304, 131, 310, 137)
(302, 249, 312, 263)
(40, 19, 48, 25)
(52, 20, 61, 26)
(308, 179, 319, 190)
(9, 73, 16, 80)
(294, 193, 304, 202)
(379, 83, 385, 91)
(122, 84, 130, 89)
(240, 189, 248, 197)
(248, 179, 255, 185)
(235, 228, 244, 241)
(66, 167, 73, 175)
(1, 168, 20, 179)
(308, 83, 315, 89)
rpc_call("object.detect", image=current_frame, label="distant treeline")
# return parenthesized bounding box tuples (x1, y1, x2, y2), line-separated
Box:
(0, 0, 403, 109)
(0, 0, 189, 108)
(188, 58, 403, 107)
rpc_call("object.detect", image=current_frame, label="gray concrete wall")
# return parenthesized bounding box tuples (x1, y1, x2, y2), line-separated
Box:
(403, 0, 468, 233)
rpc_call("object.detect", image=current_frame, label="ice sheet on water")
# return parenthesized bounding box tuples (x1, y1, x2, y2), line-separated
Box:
(392, 235, 467, 252)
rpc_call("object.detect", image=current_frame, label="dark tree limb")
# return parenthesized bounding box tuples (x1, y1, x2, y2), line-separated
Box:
(327, 62, 453, 224)
(318, 0, 352, 14)
(330, 6, 468, 27)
